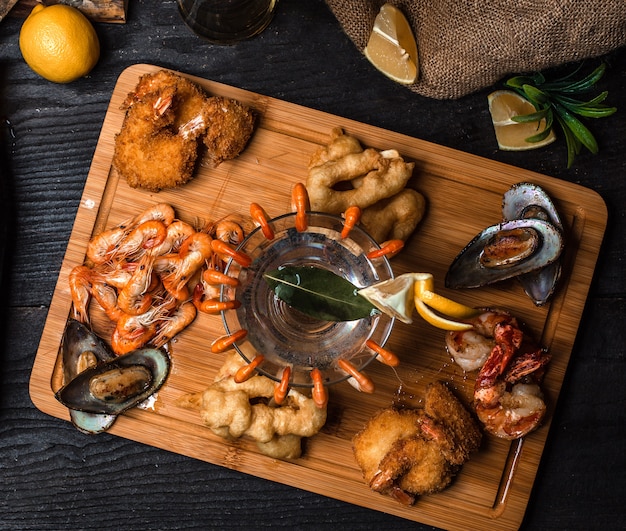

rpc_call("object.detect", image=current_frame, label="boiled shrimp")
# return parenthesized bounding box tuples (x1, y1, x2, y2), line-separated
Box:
(128, 203, 176, 228)
(113, 220, 168, 262)
(150, 220, 196, 256)
(155, 232, 213, 300)
(90, 280, 124, 322)
(69, 265, 93, 324)
(86, 226, 128, 265)
(152, 301, 197, 347)
(117, 253, 156, 316)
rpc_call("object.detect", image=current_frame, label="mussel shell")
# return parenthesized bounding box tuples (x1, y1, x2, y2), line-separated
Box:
(55, 347, 170, 415)
(502, 183, 564, 305)
(61, 319, 118, 434)
(62, 319, 116, 383)
(445, 218, 563, 289)
(502, 182, 563, 230)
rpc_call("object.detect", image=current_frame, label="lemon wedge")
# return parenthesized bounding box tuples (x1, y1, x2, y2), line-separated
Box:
(414, 299, 473, 331)
(358, 273, 417, 324)
(364, 3, 418, 85)
(488, 90, 557, 151)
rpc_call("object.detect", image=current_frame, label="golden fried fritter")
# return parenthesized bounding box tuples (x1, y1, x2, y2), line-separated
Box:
(203, 96, 255, 166)
(352, 381, 482, 505)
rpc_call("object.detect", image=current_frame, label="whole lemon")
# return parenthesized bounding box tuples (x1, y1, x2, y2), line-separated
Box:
(19, 3, 100, 84)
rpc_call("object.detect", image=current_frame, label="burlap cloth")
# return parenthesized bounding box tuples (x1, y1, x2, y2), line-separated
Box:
(325, 0, 626, 99)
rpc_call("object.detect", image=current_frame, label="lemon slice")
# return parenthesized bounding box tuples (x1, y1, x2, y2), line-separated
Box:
(488, 90, 557, 151)
(364, 3, 418, 85)
(358, 273, 417, 324)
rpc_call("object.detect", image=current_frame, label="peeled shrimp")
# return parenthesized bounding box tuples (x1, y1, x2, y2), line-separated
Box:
(445, 310, 515, 372)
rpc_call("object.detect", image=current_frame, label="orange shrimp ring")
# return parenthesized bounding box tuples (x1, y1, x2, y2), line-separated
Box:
(337, 359, 375, 394)
(210, 239, 252, 268)
(210, 329, 248, 353)
(234, 354, 265, 383)
(366, 239, 404, 259)
(274, 366, 292, 405)
(250, 203, 275, 240)
(291, 183, 310, 232)
(310, 368, 328, 409)
(341, 205, 361, 239)
(365, 339, 399, 367)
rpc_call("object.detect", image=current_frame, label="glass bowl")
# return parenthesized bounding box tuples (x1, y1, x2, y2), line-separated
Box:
(220, 211, 394, 388)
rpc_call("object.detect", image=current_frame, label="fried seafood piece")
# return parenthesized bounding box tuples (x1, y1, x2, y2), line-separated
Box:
(359, 188, 426, 243)
(203, 96, 255, 166)
(113, 86, 201, 192)
(306, 127, 424, 244)
(122, 69, 211, 133)
(352, 381, 481, 505)
(176, 351, 327, 460)
(114, 69, 255, 191)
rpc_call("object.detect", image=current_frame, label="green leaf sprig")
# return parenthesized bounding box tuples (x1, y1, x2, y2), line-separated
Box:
(505, 63, 617, 168)
(263, 266, 379, 322)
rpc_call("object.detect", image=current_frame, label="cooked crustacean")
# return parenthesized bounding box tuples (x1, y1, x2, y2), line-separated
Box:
(61, 319, 117, 434)
(446, 308, 551, 439)
(202, 95, 255, 166)
(113, 69, 255, 192)
(502, 182, 564, 305)
(113, 85, 202, 191)
(56, 346, 171, 416)
(446, 183, 565, 305)
(352, 381, 482, 505)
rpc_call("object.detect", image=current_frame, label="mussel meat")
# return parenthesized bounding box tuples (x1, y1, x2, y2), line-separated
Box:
(502, 182, 564, 305)
(56, 345, 170, 417)
(445, 218, 563, 289)
(62, 319, 117, 434)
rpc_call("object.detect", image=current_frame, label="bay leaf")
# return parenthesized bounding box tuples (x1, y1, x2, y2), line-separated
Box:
(263, 266, 379, 322)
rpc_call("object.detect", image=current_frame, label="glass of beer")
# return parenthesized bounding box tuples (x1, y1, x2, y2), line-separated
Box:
(177, 0, 278, 45)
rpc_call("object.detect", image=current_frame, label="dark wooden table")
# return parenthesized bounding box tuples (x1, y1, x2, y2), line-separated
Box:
(1, 2, 624, 529)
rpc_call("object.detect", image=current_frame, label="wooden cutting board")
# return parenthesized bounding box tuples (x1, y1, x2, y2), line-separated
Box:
(30, 64, 607, 530)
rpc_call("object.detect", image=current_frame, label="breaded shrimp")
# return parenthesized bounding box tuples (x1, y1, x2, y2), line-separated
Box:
(352, 382, 482, 505)
(113, 86, 200, 192)
(202, 96, 255, 166)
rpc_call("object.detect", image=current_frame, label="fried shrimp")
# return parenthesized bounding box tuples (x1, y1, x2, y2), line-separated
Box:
(114, 69, 255, 192)
(123, 70, 211, 135)
(113, 87, 201, 192)
(352, 382, 481, 505)
(203, 96, 255, 166)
